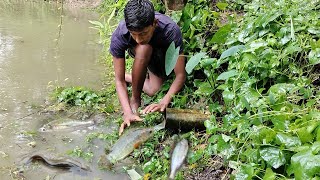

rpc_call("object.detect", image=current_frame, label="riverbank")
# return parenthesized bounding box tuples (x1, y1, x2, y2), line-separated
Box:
(64, 0, 102, 9)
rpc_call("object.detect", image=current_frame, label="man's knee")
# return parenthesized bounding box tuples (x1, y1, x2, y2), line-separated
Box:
(134, 44, 153, 60)
(145, 87, 159, 97)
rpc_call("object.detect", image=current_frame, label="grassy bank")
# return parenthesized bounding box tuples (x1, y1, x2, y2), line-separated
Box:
(52, 0, 320, 179)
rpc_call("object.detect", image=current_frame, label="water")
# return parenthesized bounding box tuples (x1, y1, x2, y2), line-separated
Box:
(0, 1, 126, 179)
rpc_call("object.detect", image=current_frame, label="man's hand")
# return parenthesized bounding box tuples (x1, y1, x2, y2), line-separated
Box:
(142, 103, 167, 114)
(119, 113, 143, 136)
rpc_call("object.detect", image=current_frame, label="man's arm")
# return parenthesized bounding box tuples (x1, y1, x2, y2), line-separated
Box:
(142, 54, 186, 113)
(113, 56, 142, 135)
(161, 54, 186, 106)
(113, 56, 132, 115)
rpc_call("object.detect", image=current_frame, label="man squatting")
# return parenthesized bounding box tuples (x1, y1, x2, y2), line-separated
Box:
(110, 0, 186, 135)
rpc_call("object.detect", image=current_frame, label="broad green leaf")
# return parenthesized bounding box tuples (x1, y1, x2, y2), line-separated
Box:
(217, 70, 239, 80)
(272, 118, 289, 131)
(188, 150, 203, 164)
(308, 28, 320, 35)
(268, 83, 297, 96)
(219, 45, 245, 60)
(247, 40, 268, 52)
(240, 96, 250, 111)
(258, 128, 276, 144)
(308, 48, 320, 65)
(182, 19, 191, 32)
(291, 142, 320, 179)
(165, 42, 180, 76)
(195, 82, 214, 96)
(222, 134, 232, 142)
(185, 52, 206, 74)
(234, 164, 255, 180)
(216, 2, 228, 10)
(255, 12, 282, 28)
(210, 24, 231, 44)
(170, 11, 182, 23)
(242, 148, 259, 164)
(222, 89, 235, 103)
(263, 168, 276, 180)
(310, 39, 320, 49)
(284, 43, 302, 55)
(200, 58, 216, 68)
(280, 35, 291, 45)
(276, 133, 301, 148)
(260, 147, 286, 169)
(297, 127, 314, 143)
(143, 161, 155, 173)
(181, 3, 194, 19)
(217, 135, 234, 158)
(204, 120, 218, 134)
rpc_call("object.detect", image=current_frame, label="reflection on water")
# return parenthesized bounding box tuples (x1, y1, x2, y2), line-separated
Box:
(0, 1, 123, 179)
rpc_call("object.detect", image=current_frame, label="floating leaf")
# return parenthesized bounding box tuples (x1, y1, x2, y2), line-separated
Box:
(165, 41, 180, 76)
(185, 52, 206, 74)
(260, 147, 286, 169)
(217, 70, 239, 80)
(219, 45, 245, 60)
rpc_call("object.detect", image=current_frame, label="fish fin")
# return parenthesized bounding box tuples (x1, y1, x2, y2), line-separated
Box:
(134, 142, 142, 149)
(153, 120, 166, 131)
(168, 170, 176, 180)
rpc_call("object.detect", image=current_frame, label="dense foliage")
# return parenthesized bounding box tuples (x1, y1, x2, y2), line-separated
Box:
(199, 0, 320, 179)
(54, 0, 320, 179)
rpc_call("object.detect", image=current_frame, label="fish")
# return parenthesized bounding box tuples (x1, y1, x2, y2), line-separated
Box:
(169, 139, 189, 179)
(21, 151, 91, 172)
(39, 119, 95, 132)
(102, 120, 166, 167)
(107, 128, 153, 164)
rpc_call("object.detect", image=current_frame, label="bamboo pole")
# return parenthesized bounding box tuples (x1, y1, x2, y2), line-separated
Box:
(165, 108, 210, 131)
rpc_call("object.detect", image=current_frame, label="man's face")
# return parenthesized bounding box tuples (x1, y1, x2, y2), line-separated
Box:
(129, 20, 157, 45)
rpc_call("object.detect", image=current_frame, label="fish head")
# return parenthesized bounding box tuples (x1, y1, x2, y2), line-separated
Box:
(98, 155, 112, 170)
(144, 128, 154, 136)
(133, 129, 154, 149)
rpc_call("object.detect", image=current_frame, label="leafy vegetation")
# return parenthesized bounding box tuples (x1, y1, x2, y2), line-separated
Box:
(183, 0, 320, 179)
(52, 86, 118, 113)
(51, 0, 320, 179)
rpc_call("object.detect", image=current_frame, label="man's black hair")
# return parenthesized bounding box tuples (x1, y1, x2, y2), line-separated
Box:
(124, 0, 155, 31)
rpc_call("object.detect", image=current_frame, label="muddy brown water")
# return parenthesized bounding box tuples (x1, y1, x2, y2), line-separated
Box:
(0, 1, 128, 179)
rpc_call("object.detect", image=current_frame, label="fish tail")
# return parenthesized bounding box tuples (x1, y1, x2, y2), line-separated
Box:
(168, 170, 176, 180)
